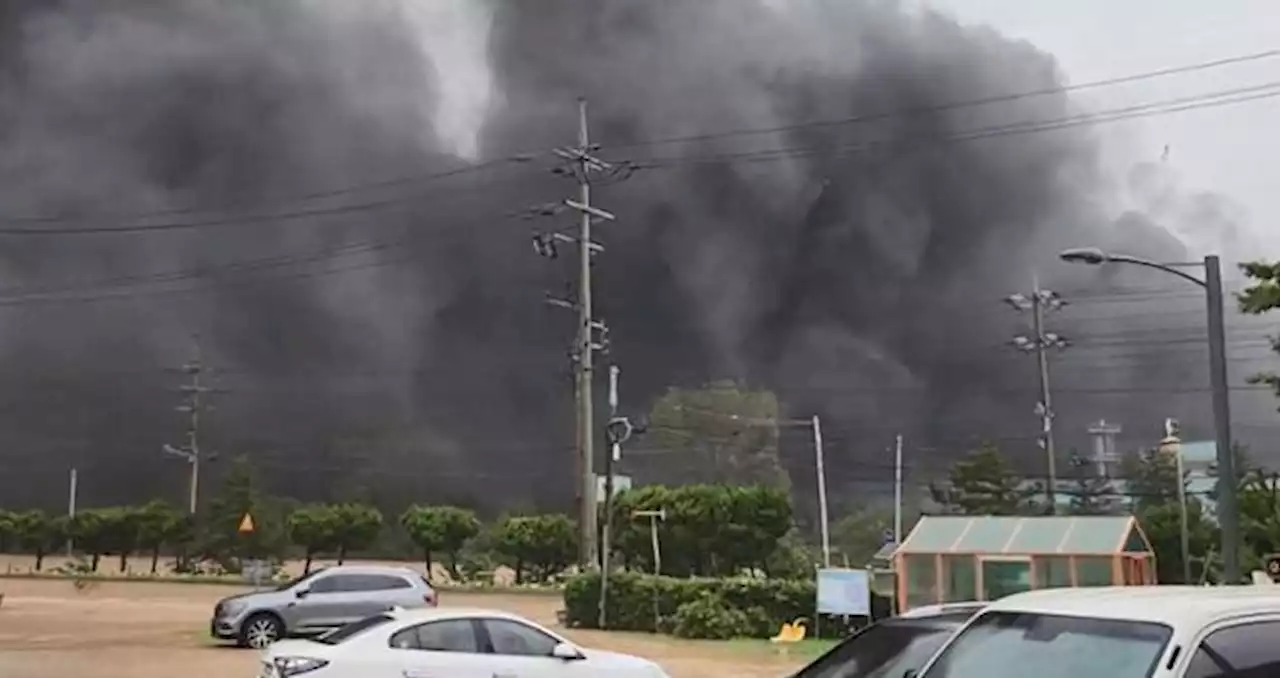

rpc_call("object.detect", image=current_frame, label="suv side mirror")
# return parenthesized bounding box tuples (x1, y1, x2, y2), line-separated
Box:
(551, 642, 584, 661)
(903, 670, 918, 678)
(295, 585, 311, 599)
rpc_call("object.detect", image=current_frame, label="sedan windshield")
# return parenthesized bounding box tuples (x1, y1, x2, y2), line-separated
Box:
(795, 621, 959, 678)
(919, 611, 1172, 678)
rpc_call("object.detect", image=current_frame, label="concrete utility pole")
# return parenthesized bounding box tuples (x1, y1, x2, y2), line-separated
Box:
(163, 338, 219, 514)
(1007, 280, 1068, 513)
(598, 364, 642, 629)
(532, 98, 616, 568)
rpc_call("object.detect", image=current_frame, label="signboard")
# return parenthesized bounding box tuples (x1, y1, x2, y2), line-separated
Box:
(238, 513, 255, 534)
(816, 568, 870, 616)
(595, 474, 632, 500)
(880, 528, 896, 546)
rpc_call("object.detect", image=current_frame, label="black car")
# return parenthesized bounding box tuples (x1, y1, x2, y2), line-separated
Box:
(792, 603, 985, 678)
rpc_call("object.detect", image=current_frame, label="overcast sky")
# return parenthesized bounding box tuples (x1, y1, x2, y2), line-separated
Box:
(918, 0, 1280, 260)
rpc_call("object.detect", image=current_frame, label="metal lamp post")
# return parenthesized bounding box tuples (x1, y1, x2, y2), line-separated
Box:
(1059, 247, 1240, 584)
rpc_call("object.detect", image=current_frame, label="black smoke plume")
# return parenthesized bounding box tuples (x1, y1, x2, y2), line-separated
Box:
(0, 0, 1255, 513)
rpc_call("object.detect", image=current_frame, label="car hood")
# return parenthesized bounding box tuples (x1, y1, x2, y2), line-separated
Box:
(581, 647, 663, 671)
(265, 638, 334, 659)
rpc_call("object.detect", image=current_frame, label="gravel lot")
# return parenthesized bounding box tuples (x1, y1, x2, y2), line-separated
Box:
(0, 578, 809, 678)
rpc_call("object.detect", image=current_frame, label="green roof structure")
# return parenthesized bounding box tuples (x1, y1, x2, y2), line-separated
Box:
(898, 515, 1152, 556)
(892, 515, 1157, 612)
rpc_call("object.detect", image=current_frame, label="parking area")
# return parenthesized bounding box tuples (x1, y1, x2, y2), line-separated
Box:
(0, 579, 808, 678)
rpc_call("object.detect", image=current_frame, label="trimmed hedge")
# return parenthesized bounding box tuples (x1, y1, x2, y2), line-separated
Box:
(564, 571, 872, 639)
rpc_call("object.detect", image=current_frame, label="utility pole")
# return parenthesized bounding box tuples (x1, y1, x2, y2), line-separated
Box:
(598, 364, 642, 629)
(893, 434, 904, 544)
(1007, 280, 1068, 513)
(66, 466, 78, 557)
(812, 415, 831, 568)
(163, 338, 219, 514)
(531, 98, 616, 568)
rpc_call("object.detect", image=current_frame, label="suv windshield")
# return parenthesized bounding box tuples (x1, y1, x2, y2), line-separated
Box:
(795, 620, 962, 678)
(314, 614, 394, 645)
(920, 611, 1172, 678)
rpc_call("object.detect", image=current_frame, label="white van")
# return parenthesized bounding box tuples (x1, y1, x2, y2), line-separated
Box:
(912, 585, 1280, 678)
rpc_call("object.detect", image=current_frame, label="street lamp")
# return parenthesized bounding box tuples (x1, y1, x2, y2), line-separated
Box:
(1059, 247, 1240, 583)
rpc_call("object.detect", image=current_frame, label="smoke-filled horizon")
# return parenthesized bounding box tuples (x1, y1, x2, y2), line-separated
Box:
(0, 0, 1270, 514)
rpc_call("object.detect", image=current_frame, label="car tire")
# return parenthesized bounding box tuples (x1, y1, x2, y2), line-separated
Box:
(237, 612, 284, 649)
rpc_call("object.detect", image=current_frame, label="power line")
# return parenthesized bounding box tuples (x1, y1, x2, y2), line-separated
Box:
(602, 47, 1280, 151)
(0, 165, 542, 236)
(631, 82, 1280, 169)
(0, 155, 542, 227)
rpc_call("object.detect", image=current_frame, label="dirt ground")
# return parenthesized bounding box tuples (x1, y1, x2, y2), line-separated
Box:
(0, 578, 811, 678)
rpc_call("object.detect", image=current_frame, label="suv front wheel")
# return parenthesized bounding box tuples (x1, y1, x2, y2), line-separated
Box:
(238, 612, 284, 649)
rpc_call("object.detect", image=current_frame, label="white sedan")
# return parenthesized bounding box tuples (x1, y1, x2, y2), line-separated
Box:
(259, 606, 670, 678)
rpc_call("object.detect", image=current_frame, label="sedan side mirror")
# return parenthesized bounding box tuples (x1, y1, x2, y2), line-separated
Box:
(551, 642, 584, 661)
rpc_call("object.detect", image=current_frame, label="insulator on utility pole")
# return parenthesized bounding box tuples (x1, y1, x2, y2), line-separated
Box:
(1007, 279, 1068, 513)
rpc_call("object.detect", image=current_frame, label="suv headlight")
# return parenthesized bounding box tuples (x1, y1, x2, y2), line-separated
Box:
(219, 600, 246, 617)
(274, 657, 329, 677)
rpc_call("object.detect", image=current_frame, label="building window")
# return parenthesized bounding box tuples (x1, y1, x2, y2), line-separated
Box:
(942, 555, 977, 602)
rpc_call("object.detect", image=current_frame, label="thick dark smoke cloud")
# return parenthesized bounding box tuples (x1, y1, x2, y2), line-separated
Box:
(0, 0, 1253, 513)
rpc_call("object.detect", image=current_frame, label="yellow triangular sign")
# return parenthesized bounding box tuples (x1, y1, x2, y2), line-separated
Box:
(238, 513, 255, 534)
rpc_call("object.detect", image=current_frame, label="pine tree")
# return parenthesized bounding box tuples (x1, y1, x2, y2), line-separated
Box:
(1066, 451, 1120, 515)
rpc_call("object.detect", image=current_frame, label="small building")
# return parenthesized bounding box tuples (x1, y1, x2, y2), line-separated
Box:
(894, 515, 1156, 611)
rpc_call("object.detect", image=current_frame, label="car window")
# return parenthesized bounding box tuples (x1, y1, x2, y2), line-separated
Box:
(308, 574, 350, 593)
(390, 620, 479, 653)
(1183, 620, 1280, 678)
(315, 614, 394, 645)
(482, 619, 559, 657)
(350, 574, 412, 591)
(795, 621, 958, 678)
(920, 611, 1172, 678)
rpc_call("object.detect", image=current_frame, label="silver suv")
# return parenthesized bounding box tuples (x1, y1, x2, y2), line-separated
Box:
(210, 564, 437, 649)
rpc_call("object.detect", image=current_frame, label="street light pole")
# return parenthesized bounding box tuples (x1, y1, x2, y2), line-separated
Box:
(1060, 247, 1240, 583)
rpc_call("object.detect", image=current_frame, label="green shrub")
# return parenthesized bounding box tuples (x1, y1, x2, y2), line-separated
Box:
(564, 571, 818, 638)
(671, 593, 752, 640)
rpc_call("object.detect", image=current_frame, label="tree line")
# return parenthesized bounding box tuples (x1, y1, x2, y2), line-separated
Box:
(0, 456, 799, 583)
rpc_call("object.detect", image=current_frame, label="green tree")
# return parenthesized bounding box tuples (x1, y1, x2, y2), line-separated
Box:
(134, 501, 187, 575)
(1119, 447, 1182, 512)
(1237, 469, 1280, 563)
(492, 514, 577, 584)
(11, 510, 62, 572)
(931, 443, 1036, 515)
(832, 507, 895, 566)
(66, 509, 111, 571)
(329, 503, 382, 564)
(0, 510, 15, 553)
(95, 507, 144, 572)
(399, 505, 481, 579)
(1067, 452, 1121, 516)
(1137, 500, 1217, 584)
(1239, 262, 1280, 399)
(287, 504, 339, 574)
(202, 456, 289, 570)
(645, 381, 790, 489)
(608, 484, 791, 576)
